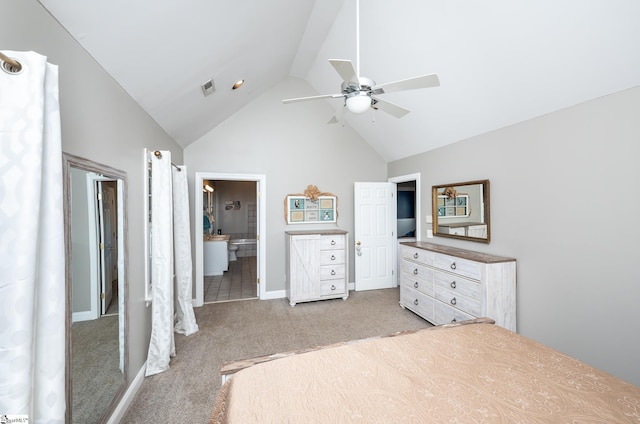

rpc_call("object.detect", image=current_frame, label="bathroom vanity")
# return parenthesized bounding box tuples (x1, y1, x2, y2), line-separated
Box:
(204, 234, 229, 276)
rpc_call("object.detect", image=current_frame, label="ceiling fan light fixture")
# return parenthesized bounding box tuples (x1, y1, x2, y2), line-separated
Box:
(346, 93, 371, 114)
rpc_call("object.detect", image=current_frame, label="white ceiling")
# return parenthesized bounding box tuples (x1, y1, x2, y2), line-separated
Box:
(39, 0, 640, 162)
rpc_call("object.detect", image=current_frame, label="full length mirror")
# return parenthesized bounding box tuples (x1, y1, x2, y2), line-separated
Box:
(432, 179, 490, 243)
(63, 153, 128, 423)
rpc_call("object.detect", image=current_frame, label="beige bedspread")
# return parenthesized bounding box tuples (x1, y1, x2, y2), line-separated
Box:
(211, 322, 640, 423)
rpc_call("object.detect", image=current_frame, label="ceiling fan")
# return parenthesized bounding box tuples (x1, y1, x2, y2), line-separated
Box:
(282, 0, 440, 123)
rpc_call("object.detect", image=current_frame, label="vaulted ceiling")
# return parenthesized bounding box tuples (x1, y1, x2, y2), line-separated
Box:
(39, 0, 640, 161)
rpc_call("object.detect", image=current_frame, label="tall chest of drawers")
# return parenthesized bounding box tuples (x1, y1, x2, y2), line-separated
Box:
(285, 230, 349, 306)
(400, 242, 516, 332)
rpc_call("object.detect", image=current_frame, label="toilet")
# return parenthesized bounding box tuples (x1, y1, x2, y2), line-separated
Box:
(228, 244, 239, 262)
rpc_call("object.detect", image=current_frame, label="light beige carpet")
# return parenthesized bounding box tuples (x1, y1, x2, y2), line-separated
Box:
(72, 314, 122, 424)
(121, 287, 431, 423)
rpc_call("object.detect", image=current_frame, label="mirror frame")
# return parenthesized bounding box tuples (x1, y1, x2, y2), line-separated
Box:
(63, 152, 129, 423)
(432, 179, 490, 243)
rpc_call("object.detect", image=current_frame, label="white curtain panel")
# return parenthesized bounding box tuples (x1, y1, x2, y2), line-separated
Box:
(0, 52, 66, 422)
(145, 151, 176, 376)
(172, 166, 199, 336)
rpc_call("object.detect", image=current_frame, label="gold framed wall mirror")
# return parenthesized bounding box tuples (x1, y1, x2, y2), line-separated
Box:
(432, 179, 490, 243)
(63, 153, 128, 423)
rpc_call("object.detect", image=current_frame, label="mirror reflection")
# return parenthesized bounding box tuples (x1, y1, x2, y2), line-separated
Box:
(63, 153, 127, 423)
(432, 179, 490, 243)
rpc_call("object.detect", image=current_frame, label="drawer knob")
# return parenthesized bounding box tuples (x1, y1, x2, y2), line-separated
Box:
(450, 281, 456, 289)
(331, 254, 336, 260)
(413, 299, 419, 306)
(331, 240, 336, 245)
(331, 285, 336, 291)
(450, 262, 457, 270)
(451, 318, 457, 323)
(413, 252, 419, 259)
(413, 268, 418, 275)
(450, 297, 457, 305)
(414, 282, 419, 289)
(331, 270, 336, 276)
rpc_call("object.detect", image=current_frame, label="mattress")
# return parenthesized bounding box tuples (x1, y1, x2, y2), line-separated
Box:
(211, 321, 640, 423)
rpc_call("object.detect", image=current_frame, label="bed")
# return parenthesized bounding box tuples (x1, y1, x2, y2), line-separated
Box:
(210, 318, 640, 423)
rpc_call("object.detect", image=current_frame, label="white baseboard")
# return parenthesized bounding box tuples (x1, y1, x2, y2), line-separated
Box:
(349, 282, 355, 291)
(260, 289, 285, 300)
(107, 361, 147, 424)
(72, 310, 95, 322)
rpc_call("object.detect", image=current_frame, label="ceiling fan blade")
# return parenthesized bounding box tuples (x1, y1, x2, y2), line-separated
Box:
(371, 97, 410, 118)
(282, 94, 343, 104)
(327, 105, 346, 124)
(329, 59, 358, 85)
(372, 73, 440, 95)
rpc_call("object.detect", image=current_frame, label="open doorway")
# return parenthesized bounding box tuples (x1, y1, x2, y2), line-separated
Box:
(194, 172, 266, 306)
(389, 173, 421, 286)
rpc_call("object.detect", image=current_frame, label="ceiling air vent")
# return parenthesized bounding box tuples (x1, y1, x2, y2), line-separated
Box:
(201, 79, 215, 96)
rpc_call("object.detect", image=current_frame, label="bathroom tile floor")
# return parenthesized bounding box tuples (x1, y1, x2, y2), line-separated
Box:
(204, 256, 257, 303)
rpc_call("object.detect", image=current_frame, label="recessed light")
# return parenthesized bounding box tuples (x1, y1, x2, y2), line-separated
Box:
(232, 80, 245, 90)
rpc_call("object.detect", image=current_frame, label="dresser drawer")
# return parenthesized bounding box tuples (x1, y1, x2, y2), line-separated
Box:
(434, 253, 481, 280)
(434, 270, 481, 300)
(320, 250, 345, 265)
(320, 235, 345, 250)
(434, 300, 475, 325)
(400, 285, 435, 322)
(401, 245, 434, 266)
(400, 275, 433, 297)
(320, 264, 345, 281)
(434, 286, 481, 317)
(401, 260, 434, 285)
(320, 281, 346, 296)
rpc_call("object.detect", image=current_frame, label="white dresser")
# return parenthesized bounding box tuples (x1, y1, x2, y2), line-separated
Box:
(285, 230, 349, 306)
(400, 242, 516, 331)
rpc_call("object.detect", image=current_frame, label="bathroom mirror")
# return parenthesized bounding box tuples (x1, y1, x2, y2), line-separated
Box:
(432, 179, 490, 243)
(63, 153, 128, 423)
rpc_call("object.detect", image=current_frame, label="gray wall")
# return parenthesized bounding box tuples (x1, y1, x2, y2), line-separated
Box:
(389, 85, 640, 386)
(185, 77, 388, 292)
(3, 0, 182, 397)
(212, 180, 256, 235)
(70, 167, 91, 313)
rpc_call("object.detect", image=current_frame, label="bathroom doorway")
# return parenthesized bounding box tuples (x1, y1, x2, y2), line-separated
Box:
(194, 172, 266, 306)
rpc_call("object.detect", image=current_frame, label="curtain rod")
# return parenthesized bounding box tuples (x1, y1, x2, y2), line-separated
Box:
(153, 150, 182, 172)
(0, 52, 22, 73)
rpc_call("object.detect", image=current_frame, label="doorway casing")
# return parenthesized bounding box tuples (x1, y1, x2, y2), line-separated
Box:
(194, 172, 266, 306)
(389, 173, 421, 287)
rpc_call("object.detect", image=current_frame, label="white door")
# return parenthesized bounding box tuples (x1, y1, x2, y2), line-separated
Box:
(96, 182, 114, 315)
(354, 182, 396, 291)
(102, 184, 117, 314)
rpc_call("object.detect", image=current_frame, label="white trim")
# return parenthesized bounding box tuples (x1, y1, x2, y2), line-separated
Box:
(388, 173, 421, 287)
(388, 172, 421, 242)
(194, 172, 267, 306)
(72, 310, 94, 322)
(143, 149, 152, 304)
(85, 173, 100, 321)
(106, 361, 147, 424)
(260, 289, 286, 300)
